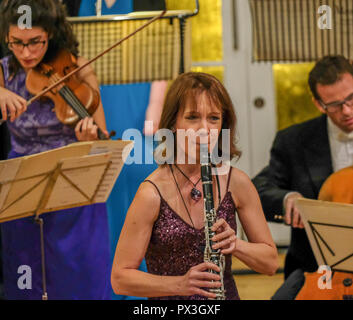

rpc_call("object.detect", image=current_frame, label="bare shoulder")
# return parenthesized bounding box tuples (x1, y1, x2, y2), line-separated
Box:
(130, 167, 169, 221)
(228, 166, 258, 206)
(140, 165, 172, 198)
(228, 166, 253, 189)
(135, 177, 161, 207)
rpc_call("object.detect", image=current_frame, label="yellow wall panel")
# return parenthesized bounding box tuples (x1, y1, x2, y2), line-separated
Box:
(191, 66, 224, 84)
(273, 63, 321, 130)
(166, 0, 223, 63)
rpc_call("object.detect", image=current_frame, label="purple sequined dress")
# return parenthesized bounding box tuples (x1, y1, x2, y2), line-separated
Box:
(144, 168, 240, 300)
(0, 56, 111, 300)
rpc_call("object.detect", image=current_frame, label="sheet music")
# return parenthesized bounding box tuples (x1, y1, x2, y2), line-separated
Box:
(45, 152, 112, 210)
(0, 158, 22, 210)
(0, 143, 93, 222)
(0, 140, 132, 222)
(297, 198, 353, 272)
(89, 140, 134, 202)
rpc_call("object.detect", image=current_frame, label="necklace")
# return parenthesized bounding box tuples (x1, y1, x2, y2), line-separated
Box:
(169, 165, 195, 228)
(174, 164, 202, 202)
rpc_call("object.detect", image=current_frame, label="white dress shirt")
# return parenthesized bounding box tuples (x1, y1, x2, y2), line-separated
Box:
(327, 117, 353, 172)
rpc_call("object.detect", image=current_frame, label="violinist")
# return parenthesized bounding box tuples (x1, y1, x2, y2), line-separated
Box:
(0, 0, 111, 299)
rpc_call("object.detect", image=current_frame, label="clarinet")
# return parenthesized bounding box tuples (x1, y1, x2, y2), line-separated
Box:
(200, 144, 226, 300)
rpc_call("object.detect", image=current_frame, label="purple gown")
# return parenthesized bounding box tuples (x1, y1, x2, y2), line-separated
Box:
(0, 56, 111, 300)
(144, 167, 240, 300)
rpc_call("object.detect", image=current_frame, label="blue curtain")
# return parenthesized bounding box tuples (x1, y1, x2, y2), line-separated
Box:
(79, 1, 156, 300)
(101, 84, 156, 300)
(78, 0, 133, 15)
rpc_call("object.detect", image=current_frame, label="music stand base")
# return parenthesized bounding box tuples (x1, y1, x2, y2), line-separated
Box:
(34, 216, 48, 301)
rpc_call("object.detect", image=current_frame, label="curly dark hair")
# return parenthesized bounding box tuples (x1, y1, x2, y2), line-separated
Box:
(0, 0, 79, 75)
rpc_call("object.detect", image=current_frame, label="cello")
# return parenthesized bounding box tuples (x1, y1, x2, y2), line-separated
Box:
(296, 166, 353, 300)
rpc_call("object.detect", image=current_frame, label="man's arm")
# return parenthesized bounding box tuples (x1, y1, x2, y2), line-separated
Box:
(252, 131, 294, 222)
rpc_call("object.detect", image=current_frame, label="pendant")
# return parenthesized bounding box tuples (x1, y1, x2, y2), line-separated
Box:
(191, 187, 202, 202)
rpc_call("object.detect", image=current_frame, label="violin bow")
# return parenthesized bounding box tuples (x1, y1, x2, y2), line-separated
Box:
(27, 10, 167, 106)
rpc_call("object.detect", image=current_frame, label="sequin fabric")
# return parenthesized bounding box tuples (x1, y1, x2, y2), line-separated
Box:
(1, 56, 77, 155)
(145, 189, 240, 300)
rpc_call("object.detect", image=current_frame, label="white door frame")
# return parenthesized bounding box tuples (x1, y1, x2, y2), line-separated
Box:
(222, 0, 290, 246)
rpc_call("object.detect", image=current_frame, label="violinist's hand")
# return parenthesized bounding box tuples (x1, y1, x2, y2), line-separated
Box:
(211, 218, 237, 254)
(179, 262, 222, 299)
(0, 87, 27, 122)
(75, 117, 108, 141)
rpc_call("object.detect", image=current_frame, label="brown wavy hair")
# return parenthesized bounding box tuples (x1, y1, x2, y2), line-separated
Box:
(0, 0, 79, 76)
(158, 72, 241, 162)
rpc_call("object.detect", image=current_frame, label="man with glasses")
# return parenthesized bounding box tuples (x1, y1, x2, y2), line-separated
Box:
(252, 55, 353, 291)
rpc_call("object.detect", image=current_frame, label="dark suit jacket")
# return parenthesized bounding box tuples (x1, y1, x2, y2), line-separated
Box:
(252, 115, 333, 274)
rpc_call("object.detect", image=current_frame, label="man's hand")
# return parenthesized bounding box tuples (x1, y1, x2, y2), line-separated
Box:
(284, 192, 305, 228)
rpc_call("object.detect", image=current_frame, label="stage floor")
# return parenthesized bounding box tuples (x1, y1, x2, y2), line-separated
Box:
(232, 250, 286, 300)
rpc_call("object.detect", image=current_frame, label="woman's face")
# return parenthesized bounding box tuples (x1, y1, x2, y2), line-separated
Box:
(7, 25, 49, 71)
(174, 91, 223, 163)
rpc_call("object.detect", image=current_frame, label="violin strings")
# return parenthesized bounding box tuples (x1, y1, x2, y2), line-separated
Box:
(63, 86, 90, 118)
(62, 85, 106, 139)
(60, 87, 87, 119)
(52, 73, 89, 119)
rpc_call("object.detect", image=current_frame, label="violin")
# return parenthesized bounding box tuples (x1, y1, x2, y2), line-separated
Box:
(22, 10, 166, 139)
(26, 49, 111, 140)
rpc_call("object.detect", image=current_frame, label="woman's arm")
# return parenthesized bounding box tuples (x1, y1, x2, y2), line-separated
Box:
(144, 80, 168, 135)
(230, 168, 279, 276)
(111, 181, 222, 298)
(0, 61, 27, 121)
(111, 182, 183, 297)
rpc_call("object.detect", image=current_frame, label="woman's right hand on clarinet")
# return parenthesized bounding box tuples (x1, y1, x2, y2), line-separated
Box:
(0, 87, 27, 122)
(180, 262, 222, 299)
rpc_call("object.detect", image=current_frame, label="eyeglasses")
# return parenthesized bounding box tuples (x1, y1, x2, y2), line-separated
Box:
(7, 40, 46, 53)
(319, 93, 353, 113)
